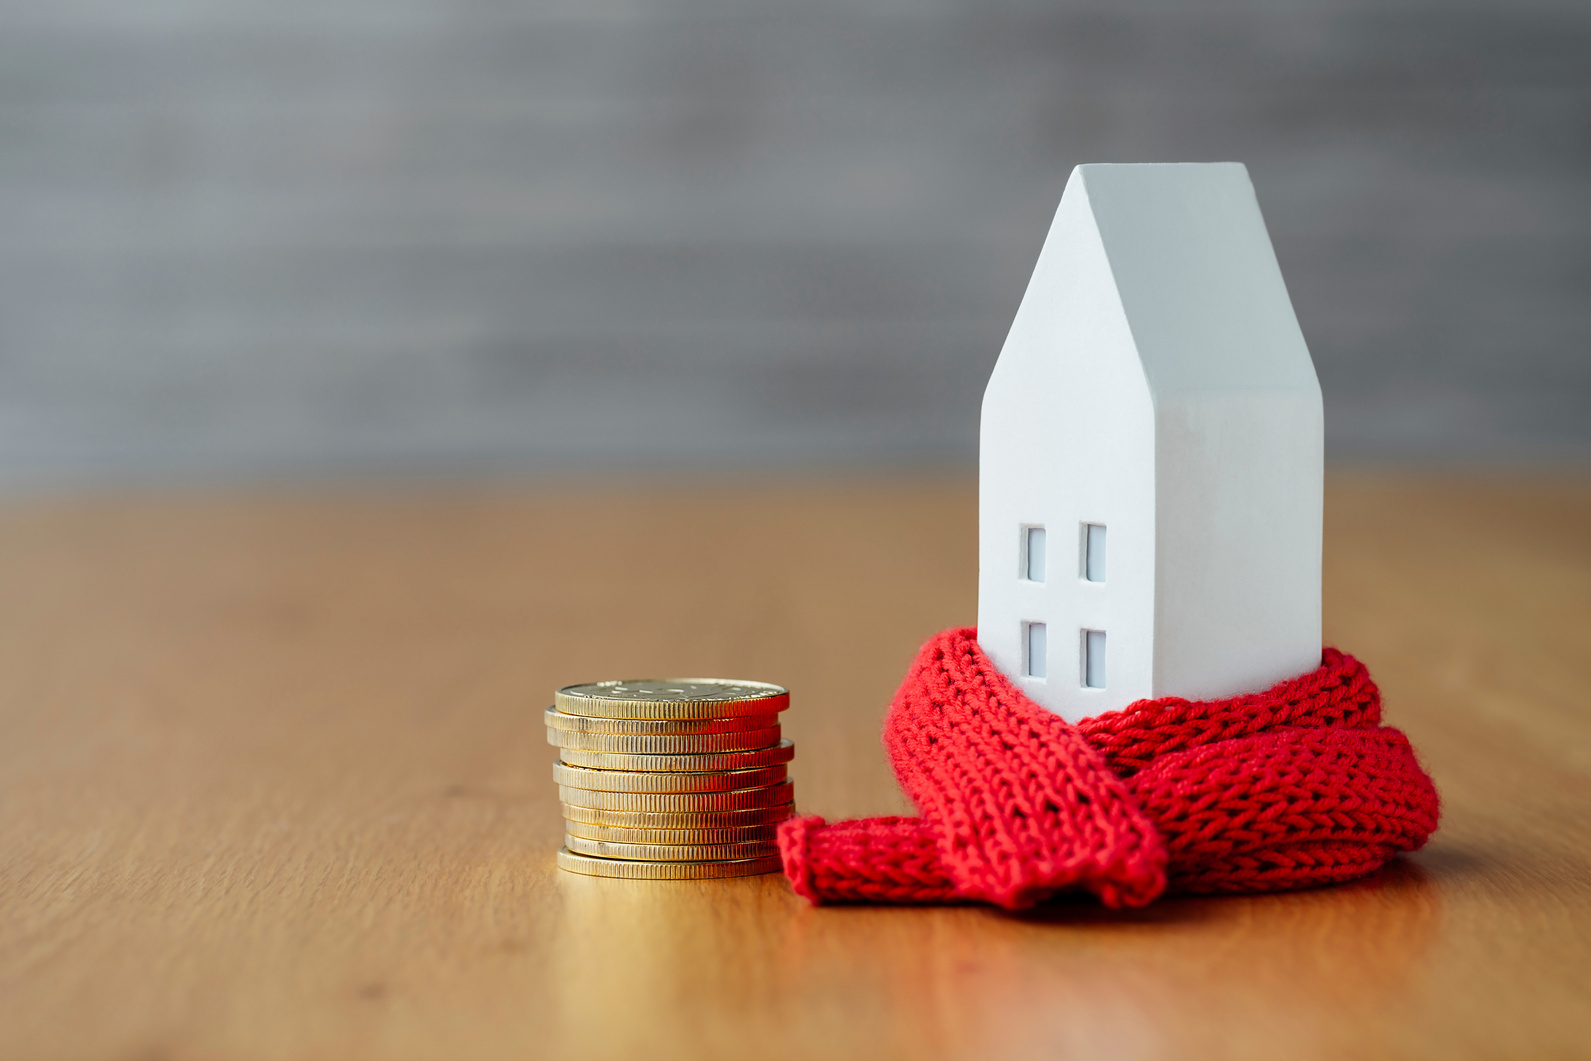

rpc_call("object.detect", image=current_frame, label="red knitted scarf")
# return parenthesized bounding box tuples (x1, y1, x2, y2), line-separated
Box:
(778, 627, 1440, 909)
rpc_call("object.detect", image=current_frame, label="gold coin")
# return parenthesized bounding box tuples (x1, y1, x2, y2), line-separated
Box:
(563, 820, 782, 845)
(556, 847, 781, 879)
(557, 739, 794, 772)
(548, 726, 781, 755)
(564, 834, 777, 862)
(553, 763, 787, 794)
(558, 781, 795, 812)
(561, 802, 796, 829)
(543, 707, 780, 736)
(555, 679, 788, 720)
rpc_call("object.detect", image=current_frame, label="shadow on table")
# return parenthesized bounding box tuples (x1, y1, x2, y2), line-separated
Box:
(542, 855, 1440, 1060)
(1008, 855, 1435, 925)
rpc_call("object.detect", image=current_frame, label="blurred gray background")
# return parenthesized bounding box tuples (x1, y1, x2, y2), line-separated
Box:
(2, 0, 1587, 487)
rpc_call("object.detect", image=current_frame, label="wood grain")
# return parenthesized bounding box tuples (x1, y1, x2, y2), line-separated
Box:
(1, 472, 1587, 1060)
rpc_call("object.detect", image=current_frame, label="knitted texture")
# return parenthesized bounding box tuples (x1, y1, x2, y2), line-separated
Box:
(778, 628, 1439, 909)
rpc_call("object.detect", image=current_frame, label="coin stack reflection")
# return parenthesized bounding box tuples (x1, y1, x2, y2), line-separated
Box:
(550, 679, 794, 879)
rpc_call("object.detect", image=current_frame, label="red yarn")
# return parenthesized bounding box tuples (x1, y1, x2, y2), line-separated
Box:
(778, 628, 1440, 909)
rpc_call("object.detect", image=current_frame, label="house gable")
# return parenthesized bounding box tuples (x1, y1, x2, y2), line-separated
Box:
(978, 167, 1158, 721)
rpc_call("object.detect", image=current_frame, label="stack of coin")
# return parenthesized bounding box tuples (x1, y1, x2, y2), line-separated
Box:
(549, 679, 794, 879)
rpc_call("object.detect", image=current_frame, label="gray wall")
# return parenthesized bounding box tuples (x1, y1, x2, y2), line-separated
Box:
(2, 0, 1587, 486)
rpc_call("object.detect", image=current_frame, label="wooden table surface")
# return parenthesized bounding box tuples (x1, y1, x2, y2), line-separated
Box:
(2, 473, 1588, 1060)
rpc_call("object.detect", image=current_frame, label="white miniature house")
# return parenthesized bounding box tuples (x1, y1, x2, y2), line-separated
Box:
(977, 163, 1323, 723)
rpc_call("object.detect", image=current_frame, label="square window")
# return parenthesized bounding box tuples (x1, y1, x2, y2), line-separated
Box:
(1082, 629, 1106, 688)
(1022, 526, 1046, 582)
(1024, 622, 1048, 679)
(1083, 524, 1106, 582)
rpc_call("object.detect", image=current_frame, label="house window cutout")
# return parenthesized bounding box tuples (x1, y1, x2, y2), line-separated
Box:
(1083, 629, 1106, 688)
(1083, 524, 1106, 582)
(1022, 526, 1046, 582)
(1025, 622, 1047, 679)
